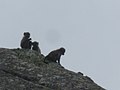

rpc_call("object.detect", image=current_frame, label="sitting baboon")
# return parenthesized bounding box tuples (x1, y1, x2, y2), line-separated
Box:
(44, 47, 65, 65)
(32, 41, 41, 53)
(20, 32, 32, 49)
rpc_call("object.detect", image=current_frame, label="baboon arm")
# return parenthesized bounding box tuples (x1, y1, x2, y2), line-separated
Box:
(58, 59, 60, 64)
(57, 55, 61, 65)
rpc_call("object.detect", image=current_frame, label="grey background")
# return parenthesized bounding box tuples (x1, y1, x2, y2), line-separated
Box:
(0, 0, 119, 90)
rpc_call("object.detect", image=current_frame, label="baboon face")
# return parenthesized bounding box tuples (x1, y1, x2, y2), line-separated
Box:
(24, 32, 30, 38)
(59, 47, 65, 55)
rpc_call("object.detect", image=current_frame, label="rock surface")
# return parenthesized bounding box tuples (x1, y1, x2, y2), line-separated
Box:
(0, 48, 105, 90)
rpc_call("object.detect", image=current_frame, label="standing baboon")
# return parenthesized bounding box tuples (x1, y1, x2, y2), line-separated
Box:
(32, 41, 41, 53)
(44, 47, 65, 65)
(20, 32, 32, 49)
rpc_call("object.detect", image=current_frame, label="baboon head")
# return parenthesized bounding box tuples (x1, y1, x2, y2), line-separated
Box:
(24, 32, 30, 39)
(59, 47, 65, 55)
(32, 41, 39, 46)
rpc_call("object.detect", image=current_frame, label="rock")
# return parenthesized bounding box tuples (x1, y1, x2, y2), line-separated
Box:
(0, 48, 105, 90)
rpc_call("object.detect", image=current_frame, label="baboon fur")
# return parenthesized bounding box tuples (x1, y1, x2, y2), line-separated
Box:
(44, 47, 65, 65)
(20, 32, 32, 49)
(32, 41, 41, 53)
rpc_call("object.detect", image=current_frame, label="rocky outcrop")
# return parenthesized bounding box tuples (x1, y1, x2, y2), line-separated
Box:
(0, 48, 105, 90)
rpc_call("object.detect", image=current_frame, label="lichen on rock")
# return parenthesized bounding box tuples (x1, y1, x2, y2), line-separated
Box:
(0, 48, 105, 90)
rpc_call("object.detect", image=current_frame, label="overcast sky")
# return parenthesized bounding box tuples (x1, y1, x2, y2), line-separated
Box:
(0, 0, 120, 90)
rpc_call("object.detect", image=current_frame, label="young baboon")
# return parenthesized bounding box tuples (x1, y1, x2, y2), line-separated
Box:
(44, 47, 65, 65)
(20, 32, 32, 49)
(32, 41, 41, 53)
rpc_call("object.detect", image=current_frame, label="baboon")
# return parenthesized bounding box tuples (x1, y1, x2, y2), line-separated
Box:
(32, 41, 41, 53)
(20, 32, 32, 49)
(44, 47, 65, 65)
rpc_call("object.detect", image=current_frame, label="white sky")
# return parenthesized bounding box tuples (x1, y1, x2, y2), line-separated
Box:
(0, 0, 120, 90)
